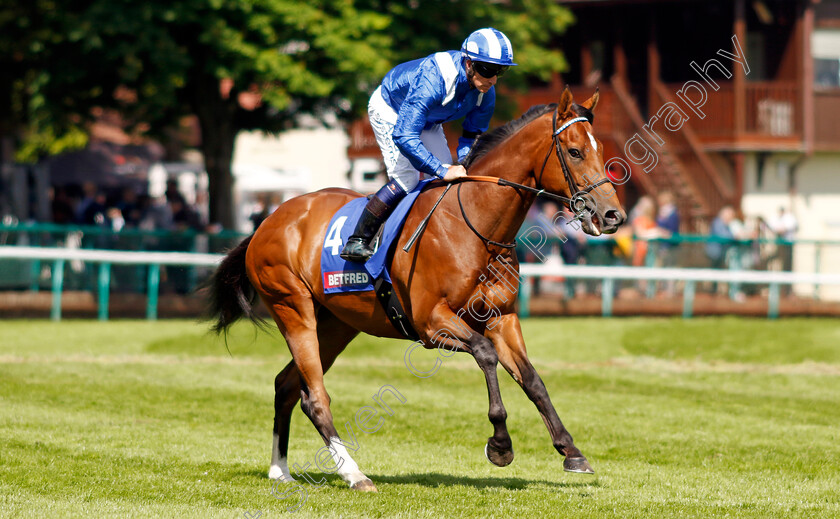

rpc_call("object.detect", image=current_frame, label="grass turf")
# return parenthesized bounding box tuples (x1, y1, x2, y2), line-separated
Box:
(1, 317, 839, 518)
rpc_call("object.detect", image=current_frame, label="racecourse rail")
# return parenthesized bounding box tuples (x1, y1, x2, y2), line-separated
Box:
(4, 246, 840, 321)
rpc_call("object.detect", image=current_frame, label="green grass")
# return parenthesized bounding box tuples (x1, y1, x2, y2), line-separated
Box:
(1, 317, 839, 518)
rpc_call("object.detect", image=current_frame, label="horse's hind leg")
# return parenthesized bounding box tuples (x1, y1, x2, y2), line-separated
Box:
(270, 361, 299, 481)
(266, 296, 375, 491)
(269, 308, 358, 481)
(424, 307, 514, 467)
(487, 314, 594, 474)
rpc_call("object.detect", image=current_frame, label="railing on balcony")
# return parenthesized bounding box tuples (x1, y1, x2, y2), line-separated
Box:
(814, 89, 840, 151)
(745, 82, 800, 137)
(664, 80, 802, 146)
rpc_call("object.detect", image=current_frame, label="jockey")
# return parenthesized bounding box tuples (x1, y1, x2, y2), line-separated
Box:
(340, 28, 517, 262)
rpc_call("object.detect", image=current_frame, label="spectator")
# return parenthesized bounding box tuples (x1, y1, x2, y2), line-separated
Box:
(727, 209, 752, 301)
(655, 191, 680, 294)
(79, 191, 108, 226)
(706, 206, 735, 268)
(656, 191, 680, 236)
(627, 196, 665, 293)
(107, 207, 125, 232)
(558, 207, 587, 266)
(706, 206, 736, 294)
(139, 195, 173, 233)
(769, 206, 798, 295)
(116, 188, 143, 227)
(74, 182, 99, 224)
(165, 179, 186, 206)
(629, 196, 661, 268)
(769, 206, 798, 242)
(249, 195, 271, 231)
(517, 203, 543, 264)
(170, 198, 203, 232)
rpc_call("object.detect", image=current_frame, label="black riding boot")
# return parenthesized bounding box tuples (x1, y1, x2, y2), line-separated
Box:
(340, 181, 405, 262)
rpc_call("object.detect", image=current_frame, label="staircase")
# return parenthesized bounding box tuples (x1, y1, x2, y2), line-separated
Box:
(609, 76, 735, 231)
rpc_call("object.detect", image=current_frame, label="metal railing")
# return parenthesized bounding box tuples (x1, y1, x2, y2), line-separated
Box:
(4, 244, 840, 322)
(0, 246, 221, 321)
(0, 222, 246, 294)
(517, 262, 840, 319)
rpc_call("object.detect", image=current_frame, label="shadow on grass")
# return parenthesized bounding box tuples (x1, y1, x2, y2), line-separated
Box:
(238, 468, 598, 491)
(368, 472, 599, 490)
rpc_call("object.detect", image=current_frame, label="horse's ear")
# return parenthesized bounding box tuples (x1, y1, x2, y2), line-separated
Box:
(581, 88, 600, 112)
(558, 86, 573, 113)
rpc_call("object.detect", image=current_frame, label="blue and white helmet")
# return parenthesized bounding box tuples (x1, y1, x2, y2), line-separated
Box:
(461, 28, 517, 66)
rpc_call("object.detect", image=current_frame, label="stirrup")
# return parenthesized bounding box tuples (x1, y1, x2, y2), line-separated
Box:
(340, 237, 374, 262)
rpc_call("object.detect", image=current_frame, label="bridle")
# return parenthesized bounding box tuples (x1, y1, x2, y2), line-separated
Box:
(455, 107, 613, 249)
(537, 107, 612, 212)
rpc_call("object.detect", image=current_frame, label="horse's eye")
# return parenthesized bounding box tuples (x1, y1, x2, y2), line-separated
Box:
(568, 148, 581, 159)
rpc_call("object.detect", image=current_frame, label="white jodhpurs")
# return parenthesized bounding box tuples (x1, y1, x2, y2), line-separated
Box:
(367, 86, 453, 192)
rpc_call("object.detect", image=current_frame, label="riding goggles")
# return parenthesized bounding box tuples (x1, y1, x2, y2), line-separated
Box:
(471, 61, 509, 78)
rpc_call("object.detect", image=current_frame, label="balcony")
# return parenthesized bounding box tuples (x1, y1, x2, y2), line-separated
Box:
(664, 81, 803, 151)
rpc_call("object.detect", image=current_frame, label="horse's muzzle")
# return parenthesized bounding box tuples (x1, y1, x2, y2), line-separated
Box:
(600, 209, 626, 233)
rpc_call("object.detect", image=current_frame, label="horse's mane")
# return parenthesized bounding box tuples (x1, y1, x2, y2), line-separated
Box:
(462, 103, 557, 168)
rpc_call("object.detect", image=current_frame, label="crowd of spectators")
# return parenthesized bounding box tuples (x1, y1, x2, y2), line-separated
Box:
(34, 180, 214, 295)
(518, 191, 799, 299)
(50, 180, 207, 234)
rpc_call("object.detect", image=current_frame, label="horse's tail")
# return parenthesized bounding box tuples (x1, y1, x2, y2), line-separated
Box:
(204, 234, 265, 335)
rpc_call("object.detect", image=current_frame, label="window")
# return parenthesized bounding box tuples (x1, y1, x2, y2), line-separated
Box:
(815, 57, 840, 88)
(813, 29, 840, 88)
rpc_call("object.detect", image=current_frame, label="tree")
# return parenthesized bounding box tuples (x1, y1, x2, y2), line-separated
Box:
(369, 0, 574, 117)
(3, 0, 392, 228)
(4, 0, 573, 229)
(74, 0, 395, 229)
(0, 0, 94, 165)
(379, 0, 572, 78)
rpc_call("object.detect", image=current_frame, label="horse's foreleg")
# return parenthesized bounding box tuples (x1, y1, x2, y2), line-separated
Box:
(426, 306, 513, 466)
(487, 314, 594, 474)
(470, 333, 515, 467)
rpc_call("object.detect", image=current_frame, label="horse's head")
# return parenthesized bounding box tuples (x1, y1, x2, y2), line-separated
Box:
(536, 87, 626, 236)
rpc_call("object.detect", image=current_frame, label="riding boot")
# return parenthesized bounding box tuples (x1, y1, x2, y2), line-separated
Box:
(340, 180, 406, 262)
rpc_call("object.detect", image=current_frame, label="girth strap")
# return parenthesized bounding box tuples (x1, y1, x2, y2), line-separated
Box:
(374, 276, 419, 340)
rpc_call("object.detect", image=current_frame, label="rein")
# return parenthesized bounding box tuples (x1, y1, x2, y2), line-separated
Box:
(453, 112, 612, 249)
(457, 182, 517, 249)
(412, 110, 615, 252)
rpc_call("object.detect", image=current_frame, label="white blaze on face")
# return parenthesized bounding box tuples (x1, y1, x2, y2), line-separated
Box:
(587, 131, 598, 154)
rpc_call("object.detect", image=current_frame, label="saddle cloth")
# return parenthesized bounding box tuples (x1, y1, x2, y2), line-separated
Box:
(320, 179, 433, 294)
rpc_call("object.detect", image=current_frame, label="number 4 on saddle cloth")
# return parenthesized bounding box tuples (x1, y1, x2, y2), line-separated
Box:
(320, 180, 434, 339)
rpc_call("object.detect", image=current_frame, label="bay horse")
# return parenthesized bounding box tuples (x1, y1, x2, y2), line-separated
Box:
(207, 87, 626, 492)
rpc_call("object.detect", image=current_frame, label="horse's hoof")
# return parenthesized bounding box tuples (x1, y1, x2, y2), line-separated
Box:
(485, 441, 514, 467)
(350, 478, 378, 492)
(563, 456, 595, 474)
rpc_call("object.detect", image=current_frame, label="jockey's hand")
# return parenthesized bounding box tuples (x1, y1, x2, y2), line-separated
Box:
(442, 165, 467, 181)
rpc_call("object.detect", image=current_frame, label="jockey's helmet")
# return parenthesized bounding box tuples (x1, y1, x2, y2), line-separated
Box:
(461, 28, 518, 67)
